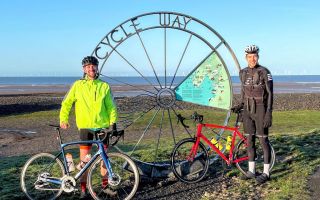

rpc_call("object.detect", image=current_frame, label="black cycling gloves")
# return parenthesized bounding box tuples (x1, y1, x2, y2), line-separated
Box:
(263, 111, 272, 128)
(112, 123, 117, 132)
(231, 104, 244, 113)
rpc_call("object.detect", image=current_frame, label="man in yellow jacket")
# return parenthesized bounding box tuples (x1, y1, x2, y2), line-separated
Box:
(60, 56, 117, 198)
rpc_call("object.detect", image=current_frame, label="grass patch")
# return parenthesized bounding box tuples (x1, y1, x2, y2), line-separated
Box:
(1, 110, 320, 199)
(204, 129, 320, 199)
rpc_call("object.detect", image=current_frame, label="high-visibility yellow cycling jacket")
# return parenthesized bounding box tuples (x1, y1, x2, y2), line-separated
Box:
(60, 78, 118, 129)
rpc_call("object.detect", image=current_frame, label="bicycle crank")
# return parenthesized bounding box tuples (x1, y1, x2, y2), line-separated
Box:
(61, 176, 76, 193)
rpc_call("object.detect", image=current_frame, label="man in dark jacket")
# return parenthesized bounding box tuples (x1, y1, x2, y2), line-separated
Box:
(232, 45, 273, 184)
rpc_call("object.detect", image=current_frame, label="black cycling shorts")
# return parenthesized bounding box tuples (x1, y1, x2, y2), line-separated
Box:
(79, 129, 95, 146)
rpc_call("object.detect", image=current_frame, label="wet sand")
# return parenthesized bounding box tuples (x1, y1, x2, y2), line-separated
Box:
(1, 82, 320, 95)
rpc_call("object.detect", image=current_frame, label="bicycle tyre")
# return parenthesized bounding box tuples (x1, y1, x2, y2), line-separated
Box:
(234, 139, 276, 175)
(20, 153, 64, 200)
(171, 138, 209, 183)
(87, 152, 140, 200)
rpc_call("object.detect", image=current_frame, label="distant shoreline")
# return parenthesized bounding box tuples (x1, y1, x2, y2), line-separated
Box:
(0, 82, 320, 95)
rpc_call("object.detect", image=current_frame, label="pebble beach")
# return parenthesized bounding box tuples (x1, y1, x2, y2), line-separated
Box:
(0, 92, 319, 117)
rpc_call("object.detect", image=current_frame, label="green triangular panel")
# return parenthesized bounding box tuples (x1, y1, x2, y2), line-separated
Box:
(175, 52, 231, 110)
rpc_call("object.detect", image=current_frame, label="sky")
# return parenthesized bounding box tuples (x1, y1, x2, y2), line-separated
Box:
(0, 0, 319, 76)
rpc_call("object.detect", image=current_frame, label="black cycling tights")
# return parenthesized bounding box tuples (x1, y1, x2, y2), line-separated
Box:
(247, 134, 271, 164)
(243, 105, 271, 164)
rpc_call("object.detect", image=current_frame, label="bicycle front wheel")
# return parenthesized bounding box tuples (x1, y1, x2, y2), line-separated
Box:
(171, 138, 209, 183)
(234, 140, 276, 175)
(20, 153, 64, 200)
(87, 152, 140, 200)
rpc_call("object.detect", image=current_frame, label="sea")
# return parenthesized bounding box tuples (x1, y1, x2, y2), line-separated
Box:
(0, 75, 319, 95)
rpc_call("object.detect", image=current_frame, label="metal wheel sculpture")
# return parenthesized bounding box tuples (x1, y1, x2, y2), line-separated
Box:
(91, 12, 240, 178)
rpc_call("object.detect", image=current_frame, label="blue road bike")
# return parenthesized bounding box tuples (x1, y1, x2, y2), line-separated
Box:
(20, 125, 140, 200)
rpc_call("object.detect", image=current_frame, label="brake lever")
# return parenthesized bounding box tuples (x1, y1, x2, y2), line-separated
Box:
(110, 130, 124, 146)
(177, 114, 189, 128)
(198, 114, 204, 123)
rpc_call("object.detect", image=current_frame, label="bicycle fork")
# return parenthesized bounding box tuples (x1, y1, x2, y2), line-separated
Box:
(99, 144, 121, 187)
(188, 138, 201, 161)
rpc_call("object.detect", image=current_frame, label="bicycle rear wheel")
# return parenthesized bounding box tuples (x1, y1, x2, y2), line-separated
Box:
(87, 152, 140, 200)
(171, 138, 209, 183)
(20, 153, 64, 200)
(234, 140, 276, 175)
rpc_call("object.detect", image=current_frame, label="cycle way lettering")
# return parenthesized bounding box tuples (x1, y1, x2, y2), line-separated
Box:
(94, 13, 192, 60)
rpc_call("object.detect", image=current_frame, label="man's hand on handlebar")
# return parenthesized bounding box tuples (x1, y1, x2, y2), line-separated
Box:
(231, 104, 244, 113)
(104, 123, 124, 146)
(110, 123, 118, 136)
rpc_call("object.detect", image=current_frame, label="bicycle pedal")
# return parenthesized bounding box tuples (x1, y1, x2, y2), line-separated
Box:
(34, 182, 49, 189)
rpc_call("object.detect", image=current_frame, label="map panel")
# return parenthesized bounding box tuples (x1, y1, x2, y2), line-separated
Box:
(175, 52, 231, 110)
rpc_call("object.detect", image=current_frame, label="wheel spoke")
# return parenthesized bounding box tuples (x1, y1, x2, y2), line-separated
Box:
(119, 104, 157, 129)
(173, 49, 216, 90)
(171, 139, 209, 183)
(117, 94, 157, 130)
(129, 107, 161, 156)
(100, 74, 158, 96)
(167, 108, 176, 145)
(154, 109, 165, 163)
(88, 154, 139, 199)
(170, 34, 193, 88)
(100, 43, 159, 91)
(173, 101, 185, 110)
(21, 153, 64, 199)
(131, 20, 162, 88)
(215, 41, 223, 49)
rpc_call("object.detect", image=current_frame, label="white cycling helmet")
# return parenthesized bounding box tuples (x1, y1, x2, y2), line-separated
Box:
(245, 45, 259, 54)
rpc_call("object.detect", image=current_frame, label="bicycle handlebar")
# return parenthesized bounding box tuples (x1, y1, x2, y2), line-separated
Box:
(177, 112, 203, 128)
(191, 112, 203, 123)
(49, 124, 124, 146)
(100, 129, 124, 146)
(230, 107, 243, 114)
(177, 109, 242, 129)
(49, 124, 60, 129)
(230, 108, 243, 126)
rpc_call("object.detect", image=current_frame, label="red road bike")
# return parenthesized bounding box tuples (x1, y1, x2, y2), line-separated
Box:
(171, 111, 275, 183)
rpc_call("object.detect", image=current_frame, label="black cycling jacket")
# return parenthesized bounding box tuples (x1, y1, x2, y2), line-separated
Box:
(239, 64, 273, 113)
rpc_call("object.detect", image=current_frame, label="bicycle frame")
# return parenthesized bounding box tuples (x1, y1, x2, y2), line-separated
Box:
(61, 141, 113, 180)
(45, 128, 114, 186)
(191, 122, 248, 166)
